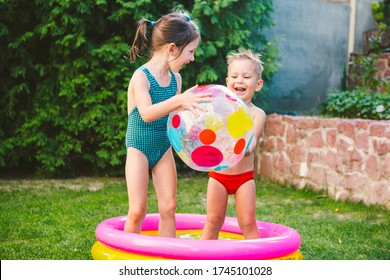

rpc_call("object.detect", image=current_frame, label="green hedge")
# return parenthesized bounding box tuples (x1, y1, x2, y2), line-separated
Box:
(319, 88, 390, 120)
(0, 0, 279, 177)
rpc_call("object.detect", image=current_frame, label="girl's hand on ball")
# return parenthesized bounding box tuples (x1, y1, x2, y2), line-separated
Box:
(181, 85, 212, 116)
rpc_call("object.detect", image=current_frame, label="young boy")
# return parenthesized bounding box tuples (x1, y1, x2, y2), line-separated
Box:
(202, 49, 266, 239)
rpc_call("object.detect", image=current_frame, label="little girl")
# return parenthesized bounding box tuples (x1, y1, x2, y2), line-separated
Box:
(124, 11, 211, 237)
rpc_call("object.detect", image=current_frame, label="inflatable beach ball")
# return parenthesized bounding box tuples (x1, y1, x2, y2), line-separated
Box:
(167, 84, 254, 172)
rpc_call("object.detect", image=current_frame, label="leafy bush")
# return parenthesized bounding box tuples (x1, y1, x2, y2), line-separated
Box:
(370, 0, 390, 53)
(0, 0, 279, 177)
(319, 88, 390, 120)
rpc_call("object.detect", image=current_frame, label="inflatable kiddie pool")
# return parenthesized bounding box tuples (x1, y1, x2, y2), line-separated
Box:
(91, 213, 303, 260)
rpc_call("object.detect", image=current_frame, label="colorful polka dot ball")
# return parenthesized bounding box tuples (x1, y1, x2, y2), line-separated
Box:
(167, 84, 254, 172)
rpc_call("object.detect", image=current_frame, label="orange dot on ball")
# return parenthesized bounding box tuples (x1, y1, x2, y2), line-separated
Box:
(234, 138, 246, 154)
(199, 129, 216, 145)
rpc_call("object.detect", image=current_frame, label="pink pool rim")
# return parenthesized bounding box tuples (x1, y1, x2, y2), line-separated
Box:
(93, 213, 302, 260)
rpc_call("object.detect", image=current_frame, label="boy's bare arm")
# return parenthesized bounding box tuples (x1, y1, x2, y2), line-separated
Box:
(245, 106, 266, 156)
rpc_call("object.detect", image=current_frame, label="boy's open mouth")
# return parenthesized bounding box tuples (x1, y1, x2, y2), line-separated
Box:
(234, 86, 246, 93)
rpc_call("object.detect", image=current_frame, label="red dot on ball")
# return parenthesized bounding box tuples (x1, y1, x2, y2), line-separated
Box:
(172, 114, 181, 128)
(191, 146, 223, 167)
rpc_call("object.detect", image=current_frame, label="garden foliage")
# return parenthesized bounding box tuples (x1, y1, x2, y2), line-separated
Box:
(319, 88, 390, 120)
(0, 0, 279, 177)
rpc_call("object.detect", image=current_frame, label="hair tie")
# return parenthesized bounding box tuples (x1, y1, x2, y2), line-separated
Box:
(184, 15, 191, 22)
(150, 21, 155, 27)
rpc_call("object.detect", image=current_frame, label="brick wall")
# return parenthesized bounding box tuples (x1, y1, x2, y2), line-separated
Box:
(255, 114, 390, 208)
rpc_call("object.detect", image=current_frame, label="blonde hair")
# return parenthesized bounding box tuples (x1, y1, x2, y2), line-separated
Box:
(129, 10, 200, 62)
(227, 48, 264, 78)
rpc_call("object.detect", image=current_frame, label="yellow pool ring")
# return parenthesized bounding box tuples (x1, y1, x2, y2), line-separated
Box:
(91, 241, 303, 260)
(91, 229, 303, 260)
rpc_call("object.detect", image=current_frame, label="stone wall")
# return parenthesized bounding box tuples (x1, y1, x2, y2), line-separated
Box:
(255, 114, 390, 208)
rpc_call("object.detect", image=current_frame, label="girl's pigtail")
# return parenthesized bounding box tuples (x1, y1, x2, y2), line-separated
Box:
(128, 19, 154, 63)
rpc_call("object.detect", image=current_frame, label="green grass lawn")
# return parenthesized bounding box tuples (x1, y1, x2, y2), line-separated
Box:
(0, 175, 389, 260)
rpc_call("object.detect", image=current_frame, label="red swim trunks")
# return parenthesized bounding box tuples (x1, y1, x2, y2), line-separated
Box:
(209, 170, 255, 195)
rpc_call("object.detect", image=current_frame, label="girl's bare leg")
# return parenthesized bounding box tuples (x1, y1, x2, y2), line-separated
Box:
(152, 148, 177, 237)
(124, 148, 149, 233)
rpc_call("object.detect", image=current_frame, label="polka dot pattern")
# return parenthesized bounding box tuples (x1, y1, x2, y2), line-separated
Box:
(167, 84, 254, 172)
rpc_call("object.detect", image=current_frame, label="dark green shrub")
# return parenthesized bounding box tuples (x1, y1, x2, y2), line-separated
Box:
(319, 88, 390, 120)
(0, 0, 279, 177)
